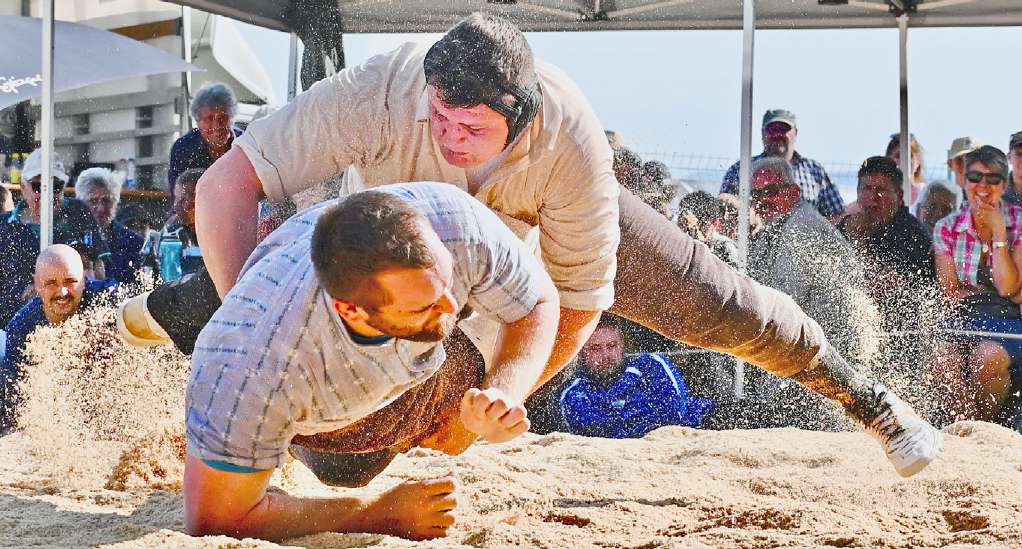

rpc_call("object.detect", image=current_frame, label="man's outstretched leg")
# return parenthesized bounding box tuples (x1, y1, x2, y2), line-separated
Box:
(609, 187, 942, 476)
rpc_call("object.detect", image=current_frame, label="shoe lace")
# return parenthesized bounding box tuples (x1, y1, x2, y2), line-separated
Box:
(866, 390, 908, 452)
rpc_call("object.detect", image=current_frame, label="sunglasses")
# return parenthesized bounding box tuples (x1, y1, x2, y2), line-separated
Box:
(965, 171, 1006, 185)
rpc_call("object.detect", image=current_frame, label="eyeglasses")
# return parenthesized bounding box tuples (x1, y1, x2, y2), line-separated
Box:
(965, 171, 1006, 185)
(30, 179, 65, 194)
(763, 123, 792, 137)
(752, 184, 787, 199)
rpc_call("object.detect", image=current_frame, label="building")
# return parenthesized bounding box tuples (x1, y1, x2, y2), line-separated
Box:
(0, 0, 276, 189)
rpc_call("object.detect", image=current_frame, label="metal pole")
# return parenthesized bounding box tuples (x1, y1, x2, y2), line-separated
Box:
(287, 33, 299, 101)
(39, 0, 55, 250)
(897, 14, 912, 205)
(734, 0, 756, 400)
(181, 5, 193, 135)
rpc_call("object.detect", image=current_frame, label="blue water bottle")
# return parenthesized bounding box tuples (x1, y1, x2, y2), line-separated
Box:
(159, 232, 183, 282)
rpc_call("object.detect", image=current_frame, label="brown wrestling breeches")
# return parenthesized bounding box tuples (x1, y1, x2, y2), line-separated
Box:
(290, 328, 483, 486)
(290, 187, 828, 486)
(609, 187, 825, 377)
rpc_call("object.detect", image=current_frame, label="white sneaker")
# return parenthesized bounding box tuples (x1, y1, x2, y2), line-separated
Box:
(860, 384, 944, 477)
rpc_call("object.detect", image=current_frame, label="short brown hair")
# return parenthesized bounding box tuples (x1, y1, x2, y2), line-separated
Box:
(311, 191, 435, 308)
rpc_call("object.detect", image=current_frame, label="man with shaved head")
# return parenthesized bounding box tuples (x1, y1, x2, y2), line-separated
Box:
(0, 244, 115, 433)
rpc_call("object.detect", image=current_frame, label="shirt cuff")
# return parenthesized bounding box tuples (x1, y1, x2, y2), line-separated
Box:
(557, 285, 613, 312)
(202, 459, 266, 473)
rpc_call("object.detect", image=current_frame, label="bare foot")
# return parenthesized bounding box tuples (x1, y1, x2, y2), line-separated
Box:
(360, 475, 457, 540)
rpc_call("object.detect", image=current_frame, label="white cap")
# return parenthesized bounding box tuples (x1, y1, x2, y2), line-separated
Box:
(21, 148, 69, 183)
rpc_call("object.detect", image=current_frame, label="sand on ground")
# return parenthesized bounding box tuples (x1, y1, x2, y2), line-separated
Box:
(1, 420, 1021, 549)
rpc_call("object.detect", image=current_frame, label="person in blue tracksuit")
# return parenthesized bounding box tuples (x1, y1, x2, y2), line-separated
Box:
(559, 316, 715, 438)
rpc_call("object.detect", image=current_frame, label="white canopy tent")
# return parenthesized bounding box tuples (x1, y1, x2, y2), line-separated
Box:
(89, 0, 1022, 394)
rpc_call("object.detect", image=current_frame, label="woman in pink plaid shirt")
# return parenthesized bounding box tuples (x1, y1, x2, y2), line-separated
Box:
(933, 145, 1022, 426)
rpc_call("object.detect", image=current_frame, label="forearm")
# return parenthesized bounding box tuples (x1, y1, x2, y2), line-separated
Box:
(223, 491, 370, 542)
(194, 148, 265, 298)
(184, 455, 369, 542)
(990, 247, 1020, 297)
(484, 296, 560, 403)
(530, 307, 602, 393)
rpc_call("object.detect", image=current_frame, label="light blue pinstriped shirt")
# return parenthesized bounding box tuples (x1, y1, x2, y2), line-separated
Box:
(186, 182, 547, 470)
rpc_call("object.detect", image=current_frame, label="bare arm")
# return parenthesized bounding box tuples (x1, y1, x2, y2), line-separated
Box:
(184, 455, 367, 541)
(483, 276, 561, 402)
(531, 307, 602, 392)
(935, 253, 978, 302)
(184, 455, 457, 541)
(194, 148, 265, 298)
(989, 242, 1022, 299)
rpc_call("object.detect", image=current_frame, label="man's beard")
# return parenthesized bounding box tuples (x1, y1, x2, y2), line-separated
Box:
(367, 312, 457, 343)
(43, 296, 77, 324)
(763, 140, 789, 157)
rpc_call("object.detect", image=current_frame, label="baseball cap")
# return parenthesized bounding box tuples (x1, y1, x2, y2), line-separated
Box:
(948, 137, 983, 161)
(762, 109, 797, 130)
(1009, 131, 1022, 151)
(21, 148, 69, 183)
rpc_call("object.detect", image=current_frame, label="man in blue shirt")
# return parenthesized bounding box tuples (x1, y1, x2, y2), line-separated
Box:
(1, 245, 115, 433)
(559, 317, 715, 438)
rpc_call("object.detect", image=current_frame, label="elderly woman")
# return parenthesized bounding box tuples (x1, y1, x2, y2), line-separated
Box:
(932, 145, 1022, 424)
(168, 82, 241, 203)
(75, 167, 144, 283)
(916, 180, 960, 233)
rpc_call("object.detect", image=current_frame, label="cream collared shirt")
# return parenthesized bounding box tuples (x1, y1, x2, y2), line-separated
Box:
(235, 42, 618, 312)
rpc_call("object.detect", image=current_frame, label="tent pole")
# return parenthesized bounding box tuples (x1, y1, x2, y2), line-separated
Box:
(898, 14, 912, 205)
(735, 0, 756, 401)
(40, 0, 55, 250)
(181, 6, 193, 136)
(287, 33, 299, 102)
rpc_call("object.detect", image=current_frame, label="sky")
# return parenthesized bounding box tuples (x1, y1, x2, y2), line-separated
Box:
(236, 23, 1022, 197)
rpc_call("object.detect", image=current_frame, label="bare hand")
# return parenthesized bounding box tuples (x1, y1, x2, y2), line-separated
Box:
(362, 475, 458, 540)
(459, 387, 530, 444)
(972, 199, 1007, 242)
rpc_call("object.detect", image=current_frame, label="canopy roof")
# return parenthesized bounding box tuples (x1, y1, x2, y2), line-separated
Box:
(168, 0, 1022, 33)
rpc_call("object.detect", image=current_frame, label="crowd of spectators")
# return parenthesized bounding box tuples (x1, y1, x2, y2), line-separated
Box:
(2, 87, 1022, 440)
(0, 82, 240, 424)
(528, 115, 1022, 437)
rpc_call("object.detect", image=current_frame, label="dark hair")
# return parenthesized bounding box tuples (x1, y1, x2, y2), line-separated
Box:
(613, 148, 643, 191)
(677, 191, 722, 224)
(175, 168, 204, 193)
(311, 191, 436, 307)
(885, 133, 924, 180)
(642, 160, 671, 186)
(424, 12, 535, 107)
(858, 156, 903, 193)
(423, 13, 539, 147)
(963, 145, 1010, 178)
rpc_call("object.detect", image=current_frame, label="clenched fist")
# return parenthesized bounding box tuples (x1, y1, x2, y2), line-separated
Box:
(459, 387, 530, 443)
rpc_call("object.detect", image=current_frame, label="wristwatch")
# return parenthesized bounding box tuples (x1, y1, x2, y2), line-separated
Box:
(992, 241, 1009, 250)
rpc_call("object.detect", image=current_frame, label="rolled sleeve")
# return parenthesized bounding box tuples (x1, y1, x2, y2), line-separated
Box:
(234, 49, 397, 202)
(540, 145, 619, 311)
(466, 230, 547, 326)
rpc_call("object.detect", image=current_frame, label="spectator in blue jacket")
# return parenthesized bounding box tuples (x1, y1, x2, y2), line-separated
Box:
(1, 245, 115, 433)
(559, 316, 715, 439)
(75, 167, 144, 284)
